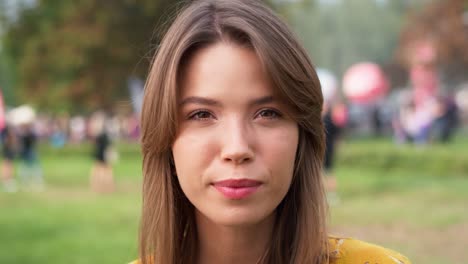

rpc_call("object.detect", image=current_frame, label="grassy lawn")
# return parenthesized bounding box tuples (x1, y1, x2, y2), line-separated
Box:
(1, 137, 467, 263)
(330, 136, 468, 264)
(0, 144, 142, 264)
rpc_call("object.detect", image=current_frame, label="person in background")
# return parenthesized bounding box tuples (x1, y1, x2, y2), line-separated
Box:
(89, 121, 115, 193)
(322, 101, 347, 205)
(371, 105, 383, 137)
(49, 121, 67, 148)
(132, 1, 411, 264)
(1, 125, 18, 192)
(18, 123, 44, 191)
(430, 94, 459, 143)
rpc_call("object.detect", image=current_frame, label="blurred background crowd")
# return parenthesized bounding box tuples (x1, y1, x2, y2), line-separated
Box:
(3, 110, 141, 147)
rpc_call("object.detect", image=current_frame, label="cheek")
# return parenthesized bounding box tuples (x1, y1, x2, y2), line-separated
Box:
(172, 131, 217, 185)
(260, 125, 298, 183)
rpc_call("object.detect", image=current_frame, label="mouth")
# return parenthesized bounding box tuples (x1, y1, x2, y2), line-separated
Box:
(211, 179, 262, 200)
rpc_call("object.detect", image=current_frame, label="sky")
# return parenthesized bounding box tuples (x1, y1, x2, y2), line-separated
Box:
(1, 0, 36, 23)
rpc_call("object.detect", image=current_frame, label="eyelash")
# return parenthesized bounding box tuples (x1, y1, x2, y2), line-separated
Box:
(188, 110, 214, 121)
(187, 108, 283, 121)
(256, 108, 282, 119)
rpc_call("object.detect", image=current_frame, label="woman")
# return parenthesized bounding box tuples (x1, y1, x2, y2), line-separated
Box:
(322, 101, 347, 205)
(18, 123, 44, 190)
(90, 121, 115, 193)
(1, 125, 18, 192)
(136, 1, 410, 263)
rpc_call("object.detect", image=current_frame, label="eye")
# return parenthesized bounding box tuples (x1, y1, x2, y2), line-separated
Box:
(257, 109, 282, 119)
(188, 110, 215, 121)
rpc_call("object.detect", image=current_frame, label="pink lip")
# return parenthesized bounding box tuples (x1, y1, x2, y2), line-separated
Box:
(212, 179, 262, 200)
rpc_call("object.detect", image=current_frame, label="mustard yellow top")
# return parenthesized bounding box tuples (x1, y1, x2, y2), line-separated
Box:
(329, 236, 411, 264)
(130, 236, 411, 264)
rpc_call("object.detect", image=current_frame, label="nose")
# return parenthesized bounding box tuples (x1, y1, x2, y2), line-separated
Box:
(220, 119, 255, 165)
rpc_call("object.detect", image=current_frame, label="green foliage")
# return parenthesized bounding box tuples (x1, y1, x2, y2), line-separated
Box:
(2, 0, 178, 113)
(0, 48, 16, 105)
(337, 136, 468, 177)
(276, 0, 408, 76)
(0, 1, 17, 105)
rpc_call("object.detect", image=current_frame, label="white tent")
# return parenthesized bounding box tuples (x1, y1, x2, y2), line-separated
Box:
(6, 105, 36, 126)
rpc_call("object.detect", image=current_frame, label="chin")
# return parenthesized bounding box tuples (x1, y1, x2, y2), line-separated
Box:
(201, 204, 275, 227)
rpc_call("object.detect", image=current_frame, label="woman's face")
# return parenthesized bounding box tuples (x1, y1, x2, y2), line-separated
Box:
(172, 42, 298, 226)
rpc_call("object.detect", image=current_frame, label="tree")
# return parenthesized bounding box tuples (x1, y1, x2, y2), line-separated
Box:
(275, 0, 408, 78)
(397, 0, 468, 90)
(2, 0, 177, 113)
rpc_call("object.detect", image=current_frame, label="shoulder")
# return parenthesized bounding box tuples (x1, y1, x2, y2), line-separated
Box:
(328, 236, 411, 264)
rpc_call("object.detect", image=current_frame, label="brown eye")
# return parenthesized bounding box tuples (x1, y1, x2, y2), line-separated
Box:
(189, 110, 214, 120)
(257, 109, 281, 119)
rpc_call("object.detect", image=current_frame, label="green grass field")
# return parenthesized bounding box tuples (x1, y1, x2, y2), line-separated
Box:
(1, 137, 467, 264)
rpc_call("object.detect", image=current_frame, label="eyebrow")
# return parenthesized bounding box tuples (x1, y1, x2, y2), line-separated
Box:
(179, 95, 275, 107)
(179, 96, 221, 107)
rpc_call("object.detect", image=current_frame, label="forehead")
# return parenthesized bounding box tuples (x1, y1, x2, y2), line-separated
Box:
(178, 42, 277, 100)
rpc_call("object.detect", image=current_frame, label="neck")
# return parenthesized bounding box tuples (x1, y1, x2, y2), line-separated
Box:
(195, 211, 275, 264)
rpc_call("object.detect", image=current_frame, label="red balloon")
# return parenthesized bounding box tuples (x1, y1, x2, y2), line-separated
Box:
(343, 62, 389, 104)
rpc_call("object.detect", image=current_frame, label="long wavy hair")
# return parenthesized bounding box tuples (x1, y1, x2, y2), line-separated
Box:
(139, 1, 328, 263)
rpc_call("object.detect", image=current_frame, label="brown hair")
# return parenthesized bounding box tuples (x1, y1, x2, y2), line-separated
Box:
(139, 0, 328, 263)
